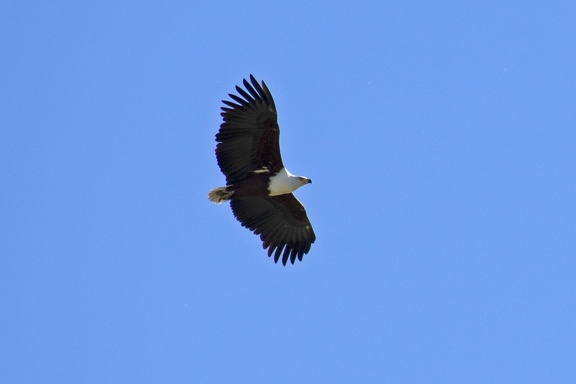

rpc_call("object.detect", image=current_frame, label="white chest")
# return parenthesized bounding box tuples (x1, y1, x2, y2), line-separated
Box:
(268, 168, 302, 196)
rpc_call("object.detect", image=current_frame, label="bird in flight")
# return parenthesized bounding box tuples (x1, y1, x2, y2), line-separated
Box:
(209, 75, 315, 265)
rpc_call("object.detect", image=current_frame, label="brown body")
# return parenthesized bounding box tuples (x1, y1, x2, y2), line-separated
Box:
(226, 173, 271, 199)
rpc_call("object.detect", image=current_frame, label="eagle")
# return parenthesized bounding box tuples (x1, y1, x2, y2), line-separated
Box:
(208, 75, 316, 265)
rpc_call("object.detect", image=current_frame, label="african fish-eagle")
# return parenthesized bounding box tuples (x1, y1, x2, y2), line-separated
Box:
(208, 75, 315, 265)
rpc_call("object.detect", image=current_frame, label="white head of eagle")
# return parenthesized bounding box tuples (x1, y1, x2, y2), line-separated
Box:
(208, 75, 315, 265)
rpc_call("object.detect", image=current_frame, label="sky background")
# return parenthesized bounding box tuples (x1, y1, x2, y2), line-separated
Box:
(1, 1, 575, 383)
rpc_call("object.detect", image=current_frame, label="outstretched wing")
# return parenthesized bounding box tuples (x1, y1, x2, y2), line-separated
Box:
(216, 75, 284, 184)
(230, 194, 316, 265)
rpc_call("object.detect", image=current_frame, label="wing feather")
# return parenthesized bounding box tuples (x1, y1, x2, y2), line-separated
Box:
(216, 75, 283, 184)
(230, 195, 316, 265)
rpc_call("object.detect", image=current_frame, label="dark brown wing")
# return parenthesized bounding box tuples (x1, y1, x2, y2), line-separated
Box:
(216, 75, 284, 184)
(230, 194, 316, 265)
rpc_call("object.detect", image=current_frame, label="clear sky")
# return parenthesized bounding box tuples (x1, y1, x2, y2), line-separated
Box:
(2, 1, 575, 383)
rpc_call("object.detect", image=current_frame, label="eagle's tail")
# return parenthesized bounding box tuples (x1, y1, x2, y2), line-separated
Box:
(208, 186, 234, 204)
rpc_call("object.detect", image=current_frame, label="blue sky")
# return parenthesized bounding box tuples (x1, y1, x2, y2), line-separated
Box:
(2, 1, 575, 382)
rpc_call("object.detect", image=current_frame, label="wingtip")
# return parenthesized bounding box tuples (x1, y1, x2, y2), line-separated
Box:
(248, 74, 267, 90)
